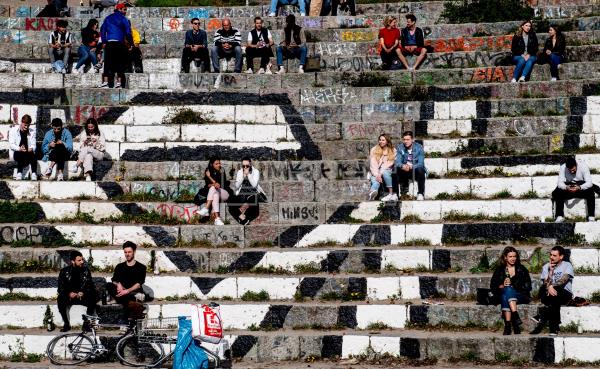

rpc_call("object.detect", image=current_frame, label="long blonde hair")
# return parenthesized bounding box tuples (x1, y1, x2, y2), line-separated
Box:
(373, 134, 396, 162)
(383, 16, 396, 28)
(515, 20, 532, 37)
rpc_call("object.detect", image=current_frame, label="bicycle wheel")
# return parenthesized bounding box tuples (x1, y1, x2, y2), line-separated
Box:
(116, 334, 165, 367)
(46, 333, 94, 365)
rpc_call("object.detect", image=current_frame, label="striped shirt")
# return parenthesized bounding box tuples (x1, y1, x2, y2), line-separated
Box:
(214, 28, 241, 47)
(48, 30, 72, 45)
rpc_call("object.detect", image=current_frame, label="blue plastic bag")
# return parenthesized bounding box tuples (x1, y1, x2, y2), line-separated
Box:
(173, 316, 209, 369)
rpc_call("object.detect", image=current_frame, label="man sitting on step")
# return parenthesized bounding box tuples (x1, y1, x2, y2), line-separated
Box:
(181, 18, 210, 73)
(394, 131, 426, 201)
(552, 157, 597, 222)
(245, 17, 274, 74)
(105, 241, 147, 322)
(8, 114, 37, 181)
(48, 20, 72, 73)
(211, 18, 243, 73)
(57, 250, 98, 332)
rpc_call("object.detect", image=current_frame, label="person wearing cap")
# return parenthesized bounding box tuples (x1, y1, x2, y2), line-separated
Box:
(100, 3, 133, 88)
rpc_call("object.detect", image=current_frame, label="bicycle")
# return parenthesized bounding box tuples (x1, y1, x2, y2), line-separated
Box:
(46, 314, 229, 368)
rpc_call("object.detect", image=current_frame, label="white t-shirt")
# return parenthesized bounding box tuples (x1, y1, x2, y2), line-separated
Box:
(540, 261, 574, 294)
(247, 29, 273, 45)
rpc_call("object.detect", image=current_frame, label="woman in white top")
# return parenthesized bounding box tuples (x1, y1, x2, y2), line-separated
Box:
(230, 157, 267, 225)
(73, 118, 105, 181)
(368, 133, 397, 201)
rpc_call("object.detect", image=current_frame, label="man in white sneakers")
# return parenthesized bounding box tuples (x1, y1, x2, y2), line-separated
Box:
(9, 115, 37, 181)
(245, 17, 274, 74)
(552, 157, 596, 222)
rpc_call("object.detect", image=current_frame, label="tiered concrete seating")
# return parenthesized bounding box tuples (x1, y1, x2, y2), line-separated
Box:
(1, 0, 600, 366)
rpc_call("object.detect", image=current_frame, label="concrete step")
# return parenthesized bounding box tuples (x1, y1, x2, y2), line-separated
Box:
(0, 245, 598, 276)
(0, 301, 599, 333)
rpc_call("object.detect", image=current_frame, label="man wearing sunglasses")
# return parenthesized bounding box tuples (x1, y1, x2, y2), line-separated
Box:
(181, 18, 210, 73)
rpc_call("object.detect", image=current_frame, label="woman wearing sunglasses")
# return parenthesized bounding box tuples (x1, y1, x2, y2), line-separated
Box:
(229, 157, 267, 225)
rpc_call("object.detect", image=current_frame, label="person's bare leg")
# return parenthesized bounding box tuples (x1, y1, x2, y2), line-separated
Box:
(395, 48, 410, 70)
(413, 48, 427, 70)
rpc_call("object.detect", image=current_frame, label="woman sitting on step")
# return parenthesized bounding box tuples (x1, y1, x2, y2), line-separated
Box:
(72, 118, 106, 182)
(196, 157, 233, 226)
(368, 133, 397, 202)
(538, 24, 566, 82)
(490, 246, 532, 335)
(229, 157, 267, 225)
(510, 20, 539, 83)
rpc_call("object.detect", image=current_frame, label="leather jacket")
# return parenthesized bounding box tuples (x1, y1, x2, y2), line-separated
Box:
(57, 265, 94, 296)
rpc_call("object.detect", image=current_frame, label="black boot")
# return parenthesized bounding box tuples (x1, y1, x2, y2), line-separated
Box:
(549, 321, 559, 336)
(503, 317, 512, 335)
(511, 311, 522, 334)
(530, 321, 546, 334)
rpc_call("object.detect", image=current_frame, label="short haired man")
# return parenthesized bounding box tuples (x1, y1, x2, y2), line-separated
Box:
(42, 118, 73, 181)
(530, 246, 574, 336)
(552, 157, 596, 222)
(211, 18, 243, 73)
(8, 115, 37, 181)
(48, 19, 72, 73)
(394, 131, 426, 201)
(400, 14, 427, 70)
(245, 17, 274, 74)
(181, 18, 210, 73)
(57, 250, 98, 332)
(105, 241, 147, 321)
(100, 3, 133, 88)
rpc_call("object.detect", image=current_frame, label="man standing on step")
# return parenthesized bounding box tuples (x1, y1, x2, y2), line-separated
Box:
(181, 18, 210, 73)
(100, 3, 132, 88)
(211, 18, 242, 73)
(552, 157, 596, 222)
(105, 241, 147, 322)
(530, 246, 574, 336)
(57, 251, 98, 332)
(394, 131, 426, 201)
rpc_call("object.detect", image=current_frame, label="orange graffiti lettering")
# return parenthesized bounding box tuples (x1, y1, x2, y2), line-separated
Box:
(207, 19, 222, 33)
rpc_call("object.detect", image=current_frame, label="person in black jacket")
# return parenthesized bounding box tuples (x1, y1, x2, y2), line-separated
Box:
(539, 25, 566, 81)
(74, 19, 101, 74)
(400, 14, 427, 70)
(181, 18, 210, 73)
(57, 250, 98, 332)
(511, 20, 539, 82)
(197, 157, 232, 225)
(490, 246, 532, 335)
(245, 17, 274, 74)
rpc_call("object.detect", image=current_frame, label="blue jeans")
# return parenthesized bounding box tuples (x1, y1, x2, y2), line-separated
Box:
(270, 0, 306, 14)
(370, 169, 393, 192)
(549, 53, 562, 79)
(500, 286, 528, 311)
(276, 45, 308, 66)
(76, 45, 98, 69)
(211, 45, 243, 73)
(512, 55, 537, 80)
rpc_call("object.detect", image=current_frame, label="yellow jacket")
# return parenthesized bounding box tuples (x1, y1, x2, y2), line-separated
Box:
(132, 27, 140, 46)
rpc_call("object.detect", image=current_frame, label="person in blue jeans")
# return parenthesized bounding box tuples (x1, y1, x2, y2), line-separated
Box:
(268, 0, 306, 16)
(74, 19, 101, 74)
(276, 14, 308, 74)
(368, 134, 397, 201)
(541, 25, 565, 81)
(490, 247, 532, 335)
(510, 20, 538, 82)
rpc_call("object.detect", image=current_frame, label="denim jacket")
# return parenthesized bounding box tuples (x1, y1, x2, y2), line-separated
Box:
(42, 128, 73, 161)
(394, 141, 426, 170)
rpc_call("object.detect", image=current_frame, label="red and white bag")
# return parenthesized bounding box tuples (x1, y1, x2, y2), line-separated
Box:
(190, 304, 223, 344)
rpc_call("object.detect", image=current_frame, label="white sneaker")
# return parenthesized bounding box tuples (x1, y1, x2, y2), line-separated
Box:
(555, 216, 565, 223)
(367, 190, 378, 201)
(300, 12, 306, 16)
(220, 59, 228, 73)
(550, 77, 557, 82)
(87, 65, 96, 74)
(199, 207, 210, 217)
(56, 173, 63, 181)
(518, 76, 526, 82)
(214, 217, 224, 226)
(298, 65, 304, 74)
(588, 216, 596, 222)
(85, 174, 92, 182)
(257, 68, 265, 74)
(277, 66, 286, 74)
(98, 81, 109, 88)
(30, 173, 37, 181)
(388, 193, 398, 201)
(511, 78, 517, 83)
(265, 64, 273, 74)
(417, 194, 424, 201)
(61, 68, 67, 74)
(213, 75, 221, 89)
(72, 67, 80, 74)
(268, 12, 276, 16)
(45, 166, 54, 179)
(14, 172, 22, 180)
(245, 68, 254, 74)
(380, 194, 392, 202)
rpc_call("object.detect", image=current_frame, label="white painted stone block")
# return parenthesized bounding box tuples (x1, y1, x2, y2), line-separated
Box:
(381, 249, 430, 270)
(571, 276, 600, 298)
(119, 106, 166, 125)
(39, 202, 78, 220)
(341, 335, 370, 358)
(405, 224, 443, 245)
(13, 287, 56, 299)
(425, 158, 447, 176)
(237, 278, 299, 300)
(574, 222, 600, 243)
(441, 200, 501, 218)
(369, 336, 401, 356)
(260, 251, 328, 271)
(531, 176, 557, 197)
(296, 225, 359, 247)
(0, 335, 22, 355)
(582, 115, 600, 134)
(180, 124, 235, 142)
(219, 305, 271, 330)
(587, 96, 600, 115)
(367, 277, 400, 300)
(23, 335, 55, 355)
(113, 225, 178, 246)
(449, 100, 476, 119)
(349, 202, 381, 221)
(0, 104, 11, 122)
(236, 124, 287, 142)
(235, 105, 277, 124)
(562, 306, 600, 332)
(6, 181, 38, 199)
(54, 225, 113, 244)
(562, 337, 600, 362)
(101, 125, 126, 142)
(500, 199, 550, 220)
(356, 305, 406, 329)
(580, 133, 595, 148)
(145, 276, 193, 299)
(126, 125, 179, 143)
(425, 178, 471, 198)
(423, 138, 466, 154)
(155, 251, 183, 273)
(433, 102, 450, 120)
(568, 249, 599, 271)
(193, 106, 235, 123)
(104, 142, 120, 160)
(33, 73, 63, 88)
(399, 276, 421, 300)
(471, 177, 533, 198)
(40, 181, 96, 199)
(389, 225, 406, 245)
(426, 120, 459, 135)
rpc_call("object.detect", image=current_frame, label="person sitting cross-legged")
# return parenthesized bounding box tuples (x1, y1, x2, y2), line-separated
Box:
(552, 157, 597, 223)
(276, 14, 308, 74)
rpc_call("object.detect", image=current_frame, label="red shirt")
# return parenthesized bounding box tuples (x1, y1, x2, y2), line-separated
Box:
(378, 27, 400, 49)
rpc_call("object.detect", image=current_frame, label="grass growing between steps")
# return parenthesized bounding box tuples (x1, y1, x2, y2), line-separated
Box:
(0, 201, 44, 223)
(0, 260, 55, 273)
(442, 211, 526, 223)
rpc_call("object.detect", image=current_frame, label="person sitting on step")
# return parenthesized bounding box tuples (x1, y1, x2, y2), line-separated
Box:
(331, 0, 356, 15)
(510, 20, 539, 83)
(394, 131, 426, 201)
(229, 157, 267, 225)
(9, 114, 37, 181)
(42, 118, 73, 181)
(276, 14, 308, 74)
(72, 118, 106, 182)
(368, 133, 397, 201)
(197, 157, 232, 226)
(73, 19, 102, 74)
(490, 247, 532, 335)
(105, 241, 147, 322)
(530, 246, 574, 336)
(378, 16, 409, 71)
(539, 24, 565, 82)
(269, 0, 306, 17)
(400, 14, 427, 70)
(245, 17, 274, 74)
(48, 19, 72, 73)
(211, 18, 243, 73)
(552, 157, 596, 223)
(181, 18, 210, 73)
(57, 250, 98, 332)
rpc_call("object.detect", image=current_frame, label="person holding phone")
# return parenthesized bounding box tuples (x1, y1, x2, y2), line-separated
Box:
(73, 118, 105, 181)
(196, 157, 232, 225)
(245, 17, 274, 74)
(48, 19, 72, 73)
(551, 157, 597, 222)
(42, 118, 73, 181)
(9, 115, 37, 181)
(229, 157, 267, 225)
